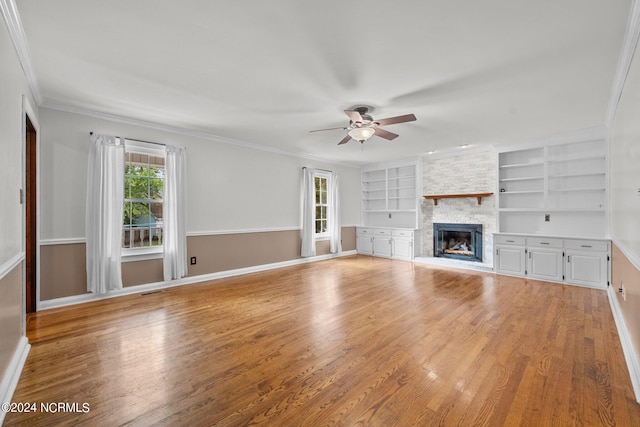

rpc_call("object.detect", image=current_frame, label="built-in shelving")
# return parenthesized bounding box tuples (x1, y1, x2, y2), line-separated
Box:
(497, 138, 608, 237)
(362, 161, 421, 229)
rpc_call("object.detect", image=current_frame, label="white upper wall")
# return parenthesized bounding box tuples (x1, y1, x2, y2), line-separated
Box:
(0, 16, 37, 264)
(610, 40, 640, 262)
(39, 108, 361, 240)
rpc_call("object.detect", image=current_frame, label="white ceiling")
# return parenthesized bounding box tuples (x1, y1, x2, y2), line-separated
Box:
(16, 0, 631, 165)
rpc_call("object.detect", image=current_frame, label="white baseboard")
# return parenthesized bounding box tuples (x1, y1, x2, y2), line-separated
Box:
(0, 337, 31, 425)
(607, 285, 640, 403)
(39, 250, 358, 310)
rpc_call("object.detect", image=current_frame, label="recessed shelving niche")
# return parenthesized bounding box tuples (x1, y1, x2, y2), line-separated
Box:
(497, 138, 608, 238)
(361, 162, 420, 229)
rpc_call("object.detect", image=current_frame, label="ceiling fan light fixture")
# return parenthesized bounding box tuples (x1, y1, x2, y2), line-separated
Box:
(348, 127, 375, 142)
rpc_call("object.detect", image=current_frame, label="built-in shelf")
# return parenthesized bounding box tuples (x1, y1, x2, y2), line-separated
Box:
(499, 176, 544, 182)
(362, 162, 421, 229)
(497, 137, 608, 237)
(499, 207, 606, 213)
(548, 187, 606, 192)
(423, 193, 494, 206)
(499, 161, 544, 169)
(500, 190, 544, 195)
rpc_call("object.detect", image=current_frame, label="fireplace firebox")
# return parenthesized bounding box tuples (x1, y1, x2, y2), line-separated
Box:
(433, 223, 483, 262)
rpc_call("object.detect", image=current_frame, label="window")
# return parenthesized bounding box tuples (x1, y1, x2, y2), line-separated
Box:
(122, 140, 165, 250)
(314, 172, 330, 237)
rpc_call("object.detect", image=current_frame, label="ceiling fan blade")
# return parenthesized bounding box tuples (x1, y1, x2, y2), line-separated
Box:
(344, 110, 363, 124)
(374, 114, 417, 127)
(309, 126, 347, 133)
(337, 135, 352, 145)
(373, 127, 399, 140)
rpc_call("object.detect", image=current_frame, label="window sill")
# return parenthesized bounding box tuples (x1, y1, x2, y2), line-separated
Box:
(315, 235, 330, 241)
(122, 247, 163, 262)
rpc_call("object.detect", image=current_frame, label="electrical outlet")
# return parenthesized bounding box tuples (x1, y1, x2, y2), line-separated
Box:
(544, 214, 550, 222)
(190, 257, 197, 265)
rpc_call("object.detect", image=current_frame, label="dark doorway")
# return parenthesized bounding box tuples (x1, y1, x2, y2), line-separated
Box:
(25, 114, 37, 313)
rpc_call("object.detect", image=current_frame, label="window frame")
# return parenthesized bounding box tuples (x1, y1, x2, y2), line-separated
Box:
(122, 139, 166, 259)
(314, 170, 331, 240)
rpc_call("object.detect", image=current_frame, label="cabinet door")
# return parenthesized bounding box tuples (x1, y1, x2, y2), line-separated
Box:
(356, 236, 373, 255)
(495, 245, 526, 276)
(527, 248, 563, 282)
(392, 238, 413, 260)
(565, 251, 607, 289)
(373, 236, 392, 258)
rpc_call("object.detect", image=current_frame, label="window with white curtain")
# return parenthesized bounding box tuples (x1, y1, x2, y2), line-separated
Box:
(314, 171, 331, 238)
(122, 139, 166, 253)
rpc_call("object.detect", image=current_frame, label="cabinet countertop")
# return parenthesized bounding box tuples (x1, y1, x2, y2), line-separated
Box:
(493, 232, 610, 242)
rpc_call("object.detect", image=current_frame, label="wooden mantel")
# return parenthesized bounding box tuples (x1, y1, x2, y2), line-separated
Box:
(423, 192, 494, 206)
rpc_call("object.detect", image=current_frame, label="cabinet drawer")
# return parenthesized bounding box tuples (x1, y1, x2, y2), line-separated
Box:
(357, 228, 374, 236)
(392, 230, 414, 238)
(373, 229, 391, 236)
(494, 235, 526, 246)
(527, 237, 562, 249)
(564, 239, 608, 252)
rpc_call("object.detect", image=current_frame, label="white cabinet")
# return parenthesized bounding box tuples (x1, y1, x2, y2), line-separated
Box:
(373, 229, 392, 258)
(495, 245, 526, 276)
(392, 229, 414, 260)
(356, 227, 418, 260)
(356, 228, 374, 256)
(498, 138, 608, 238)
(564, 239, 609, 289)
(495, 235, 526, 276)
(526, 237, 564, 282)
(494, 233, 610, 289)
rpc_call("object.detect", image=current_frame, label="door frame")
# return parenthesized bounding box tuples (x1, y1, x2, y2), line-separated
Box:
(22, 96, 40, 321)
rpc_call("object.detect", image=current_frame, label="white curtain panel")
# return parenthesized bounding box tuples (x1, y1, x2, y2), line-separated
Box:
(329, 171, 342, 254)
(86, 133, 125, 294)
(301, 167, 316, 257)
(163, 145, 188, 281)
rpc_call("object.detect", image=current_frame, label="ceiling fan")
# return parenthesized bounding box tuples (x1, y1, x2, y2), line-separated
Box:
(310, 106, 417, 145)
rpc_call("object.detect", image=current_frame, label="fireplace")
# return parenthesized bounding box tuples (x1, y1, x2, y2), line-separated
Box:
(433, 223, 483, 262)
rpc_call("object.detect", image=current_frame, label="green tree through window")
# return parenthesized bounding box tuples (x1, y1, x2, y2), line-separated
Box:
(123, 150, 165, 248)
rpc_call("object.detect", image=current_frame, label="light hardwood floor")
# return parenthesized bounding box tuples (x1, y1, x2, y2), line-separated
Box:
(5, 255, 640, 426)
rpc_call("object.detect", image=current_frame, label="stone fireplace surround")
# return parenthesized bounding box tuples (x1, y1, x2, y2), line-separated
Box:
(421, 149, 497, 267)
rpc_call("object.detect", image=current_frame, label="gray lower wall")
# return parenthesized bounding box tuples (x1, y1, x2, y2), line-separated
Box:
(40, 227, 357, 301)
(0, 264, 23, 383)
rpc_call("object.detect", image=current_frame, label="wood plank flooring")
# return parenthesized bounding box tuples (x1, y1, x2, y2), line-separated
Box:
(5, 255, 640, 426)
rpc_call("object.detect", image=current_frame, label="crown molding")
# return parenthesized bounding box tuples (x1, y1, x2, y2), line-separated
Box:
(0, 0, 42, 104)
(41, 102, 360, 169)
(606, 0, 640, 127)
